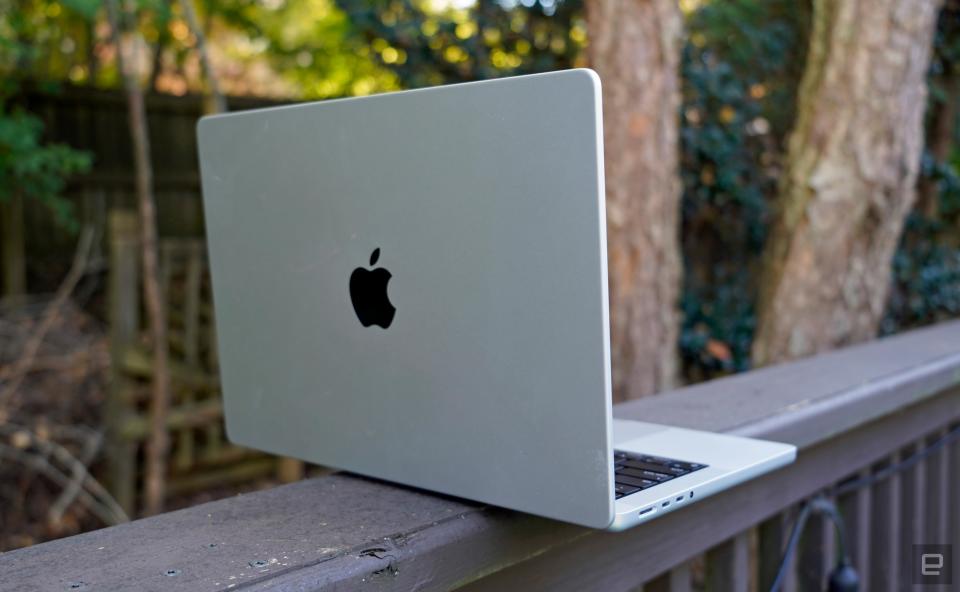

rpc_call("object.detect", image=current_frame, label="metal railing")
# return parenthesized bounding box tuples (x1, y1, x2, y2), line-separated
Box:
(3, 320, 959, 591)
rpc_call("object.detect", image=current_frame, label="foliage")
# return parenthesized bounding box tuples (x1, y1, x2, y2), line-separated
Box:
(884, 217, 960, 335)
(4, 0, 958, 380)
(884, 156, 960, 334)
(677, 0, 808, 378)
(0, 1, 92, 231)
(930, 0, 960, 85)
(334, 0, 585, 88)
(209, 0, 401, 98)
(0, 107, 92, 231)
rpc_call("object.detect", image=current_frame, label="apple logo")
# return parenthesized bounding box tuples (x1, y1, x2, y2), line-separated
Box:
(349, 248, 396, 329)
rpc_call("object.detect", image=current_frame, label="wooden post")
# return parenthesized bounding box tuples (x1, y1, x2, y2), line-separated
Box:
(667, 561, 692, 592)
(277, 457, 305, 484)
(870, 454, 902, 592)
(1, 190, 26, 297)
(758, 511, 794, 591)
(107, 209, 140, 515)
(798, 499, 831, 591)
(951, 422, 960, 549)
(838, 469, 872, 591)
(705, 532, 749, 591)
(899, 441, 926, 590)
(176, 243, 202, 471)
(924, 429, 949, 544)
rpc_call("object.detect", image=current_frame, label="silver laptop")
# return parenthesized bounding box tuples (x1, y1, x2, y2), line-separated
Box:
(197, 69, 795, 531)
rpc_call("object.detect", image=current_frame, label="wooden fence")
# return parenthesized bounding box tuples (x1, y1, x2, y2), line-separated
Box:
(3, 319, 958, 591)
(106, 210, 302, 516)
(1, 84, 288, 294)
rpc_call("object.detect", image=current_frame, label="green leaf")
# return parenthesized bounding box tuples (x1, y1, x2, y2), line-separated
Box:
(61, 0, 101, 20)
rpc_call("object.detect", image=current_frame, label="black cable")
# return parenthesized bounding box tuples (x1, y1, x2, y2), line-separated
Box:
(769, 497, 851, 592)
(768, 422, 960, 592)
(831, 422, 960, 498)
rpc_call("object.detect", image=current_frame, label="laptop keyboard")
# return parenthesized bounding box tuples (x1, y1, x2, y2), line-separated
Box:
(614, 450, 707, 499)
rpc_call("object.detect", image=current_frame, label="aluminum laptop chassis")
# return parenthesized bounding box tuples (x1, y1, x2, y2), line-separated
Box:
(197, 69, 796, 532)
(609, 421, 794, 531)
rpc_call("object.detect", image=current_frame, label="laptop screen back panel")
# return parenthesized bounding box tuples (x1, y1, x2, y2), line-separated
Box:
(198, 69, 614, 528)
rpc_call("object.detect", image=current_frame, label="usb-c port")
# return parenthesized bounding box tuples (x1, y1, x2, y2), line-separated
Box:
(662, 501, 670, 508)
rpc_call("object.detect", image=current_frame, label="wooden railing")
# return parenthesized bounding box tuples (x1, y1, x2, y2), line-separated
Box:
(3, 320, 959, 591)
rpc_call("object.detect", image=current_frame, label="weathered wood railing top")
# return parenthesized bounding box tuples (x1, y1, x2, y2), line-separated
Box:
(4, 320, 960, 591)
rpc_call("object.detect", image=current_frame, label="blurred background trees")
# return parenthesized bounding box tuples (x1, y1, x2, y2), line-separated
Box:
(587, 0, 684, 401)
(1, 0, 959, 547)
(10, 0, 957, 378)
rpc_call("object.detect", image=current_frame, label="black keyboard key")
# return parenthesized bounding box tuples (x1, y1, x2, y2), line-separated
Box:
(613, 451, 709, 477)
(616, 475, 657, 489)
(617, 477, 658, 489)
(615, 483, 640, 496)
(622, 460, 678, 475)
(620, 467, 673, 482)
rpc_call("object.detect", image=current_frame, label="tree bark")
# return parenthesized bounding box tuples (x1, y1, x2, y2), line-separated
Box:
(106, 0, 172, 516)
(586, 0, 684, 400)
(753, 0, 944, 366)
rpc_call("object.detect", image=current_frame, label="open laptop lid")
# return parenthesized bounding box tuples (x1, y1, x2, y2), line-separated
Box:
(197, 69, 614, 528)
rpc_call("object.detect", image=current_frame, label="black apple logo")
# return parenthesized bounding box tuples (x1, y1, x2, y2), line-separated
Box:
(349, 248, 396, 329)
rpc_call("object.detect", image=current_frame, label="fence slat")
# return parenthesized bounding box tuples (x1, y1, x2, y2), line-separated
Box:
(952, 423, 960, 548)
(704, 532, 749, 591)
(797, 502, 828, 591)
(175, 245, 203, 471)
(1, 190, 26, 296)
(923, 429, 947, 545)
(639, 561, 691, 592)
(184, 242, 202, 365)
(668, 561, 692, 592)
(757, 512, 789, 591)
(899, 440, 927, 590)
(870, 454, 902, 592)
(838, 469, 871, 591)
(106, 209, 140, 516)
(640, 571, 668, 592)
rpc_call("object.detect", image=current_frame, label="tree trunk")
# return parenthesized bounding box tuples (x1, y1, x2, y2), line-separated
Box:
(752, 0, 944, 366)
(106, 0, 172, 517)
(586, 0, 684, 400)
(179, 0, 227, 113)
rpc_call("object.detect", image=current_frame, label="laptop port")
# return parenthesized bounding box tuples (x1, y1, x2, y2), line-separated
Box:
(675, 496, 684, 503)
(690, 491, 695, 499)
(661, 501, 670, 508)
(639, 507, 654, 516)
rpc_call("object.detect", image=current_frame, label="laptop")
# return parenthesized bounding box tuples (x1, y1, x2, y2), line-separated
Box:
(197, 68, 796, 531)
